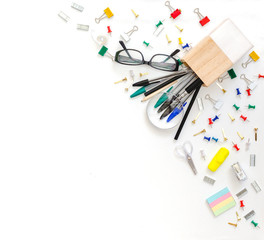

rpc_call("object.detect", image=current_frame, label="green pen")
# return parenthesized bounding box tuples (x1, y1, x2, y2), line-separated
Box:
(130, 83, 157, 98)
(154, 86, 173, 108)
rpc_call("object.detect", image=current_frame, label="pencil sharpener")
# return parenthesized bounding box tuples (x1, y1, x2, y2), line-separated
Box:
(182, 19, 253, 87)
(231, 162, 247, 181)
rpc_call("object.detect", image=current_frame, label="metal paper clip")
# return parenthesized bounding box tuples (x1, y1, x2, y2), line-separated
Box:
(251, 180, 261, 193)
(240, 74, 258, 90)
(231, 162, 247, 181)
(71, 3, 84, 12)
(58, 11, 70, 22)
(194, 8, 210, 26)
(242, 51, 260, 68)
(205, 94, 223, 110)
(250, 154, 256, 166)
(120, 26, 138, 42)
(165, 1, 181, 19)
(203, 176, 215, 185)
(95, 7, 114, 24)
(236, 188, 248, 198)
(218, 69, 237, 82)
(244, 210, 255, 220)
(77, 24, 89, 31)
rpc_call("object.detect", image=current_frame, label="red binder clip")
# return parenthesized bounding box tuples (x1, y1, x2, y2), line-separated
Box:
(194, 8, 210, 26)
(165, 1, 181, 19)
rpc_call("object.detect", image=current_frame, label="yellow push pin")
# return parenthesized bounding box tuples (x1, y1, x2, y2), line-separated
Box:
(175, 25, 183, 32)
(222, 128, 228, 141)
(237, 131, 244, 140)
(140, 72, 148, 77)
(166, 34, 172, 43)
(236, 212, 241, 221)
(95, 7, 114, 24)
(242, 51, 260, 68)
(192, 112, 201, 124)
(131, 9, 139, 18)
(227, 113, 235, 122)
(216, 82, 226, 93)
(178, 37, 183, 45)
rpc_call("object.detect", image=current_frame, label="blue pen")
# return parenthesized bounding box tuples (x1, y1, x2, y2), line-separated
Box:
(167, 102, 187, 122)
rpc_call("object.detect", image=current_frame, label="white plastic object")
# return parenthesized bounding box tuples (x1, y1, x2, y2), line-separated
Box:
(77, 24, 89, 31)
(71, 3, 84, 12)
(58, 11, 70, 22)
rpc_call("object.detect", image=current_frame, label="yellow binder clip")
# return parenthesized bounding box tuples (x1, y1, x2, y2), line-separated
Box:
(95, 8, 114, 24)
(242, 51, 260, 68)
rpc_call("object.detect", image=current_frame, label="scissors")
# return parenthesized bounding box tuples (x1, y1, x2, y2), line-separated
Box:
(174, 141, 198, 175)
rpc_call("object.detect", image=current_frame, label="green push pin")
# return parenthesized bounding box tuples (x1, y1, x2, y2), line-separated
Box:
(143, 41, 150, 47)
(154, 86, 173, 108)
(233, 104, 240, 111)
(177, 59, 183, 66)
(156, 20, 163, 28)
(251, 220, 260, 228)
(248, 104, 256, 109)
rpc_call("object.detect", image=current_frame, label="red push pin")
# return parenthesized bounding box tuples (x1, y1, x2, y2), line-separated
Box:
(208, 118, 213, 126)
(194, 8, 210, 26)
(240, 200, 245, 210)
(107, 26, 112, 34)
(258, 74, 264, 79)
(232, 141, 240, 151)
(246, 88, 251, 96)
(240, 115, 249, 122)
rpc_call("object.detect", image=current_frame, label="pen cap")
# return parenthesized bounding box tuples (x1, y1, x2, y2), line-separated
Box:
(182, 19, 253, 86)
(208, 147, 229, 172)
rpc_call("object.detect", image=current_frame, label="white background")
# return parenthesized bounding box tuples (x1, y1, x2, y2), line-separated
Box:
(0, 0, 264, 239)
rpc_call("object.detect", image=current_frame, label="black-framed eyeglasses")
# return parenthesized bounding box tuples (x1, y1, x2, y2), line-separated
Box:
(115, 41, 180, 72)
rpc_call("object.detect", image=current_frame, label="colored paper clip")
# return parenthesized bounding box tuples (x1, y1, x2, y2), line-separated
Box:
(231, 162, 247, 180)
(194, 8, 210, 26)
(218, 69, 237, 82)
(71, 3, 84, 12)
(153, 20, 165, 36)
(205, 94, 223, 110)
(95, 7, 114, 24)
(242, 51, 260, 68)
(240, 74, 258, 90)
(58, 11, 70, 22)
(77, 24, 89, 31)
(165, 1, 181, 19)
(120, 26, 138, 42)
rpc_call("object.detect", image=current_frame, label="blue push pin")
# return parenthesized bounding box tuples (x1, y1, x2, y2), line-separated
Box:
(204, 136, 211, 142)
(236, 88, 241, 96)
(212, 137, 219, 142)
(182, 43, 189, 49)
(212, 115, 219, 122)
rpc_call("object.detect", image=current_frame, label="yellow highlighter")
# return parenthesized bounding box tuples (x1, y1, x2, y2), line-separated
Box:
(208, 147, 229, 172)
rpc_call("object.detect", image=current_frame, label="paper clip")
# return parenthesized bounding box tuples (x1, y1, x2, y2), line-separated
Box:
(240, 74, 258, 90)
(153, 20, 165, 36)
(242, 51, 260, 68)
(194, 8, 210, 26)
(250, 154, 256, 166)
(244, 210, 255, 220)
(120, 26, 138, 42)
(231, 162, 247, 180)
(218, 69, 237, 82)
(77, 24, 89, 31)
(251, 180, 261, 193)
(203, 176, 215, 185)
(107, 26, 112, 34)
(71, 3, 84, 12)
(165, 1, 181, 19)
(205, 94, 223, 110)
(95, 7, 114, 24)
(236, 188, 248, 198)
(131, 9, 139, 18)
(58, 11, 70, 22)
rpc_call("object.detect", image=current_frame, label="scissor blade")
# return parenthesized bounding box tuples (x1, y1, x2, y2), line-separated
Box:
(187, 156, 197, 175)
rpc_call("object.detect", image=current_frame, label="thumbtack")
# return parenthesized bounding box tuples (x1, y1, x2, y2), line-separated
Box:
(107, 26, 112, 34)
(194, 8, 210, 26)
(204, 136, 211, 142)
(95, 7, 114, 24)
(140, 72, 148, 77)
(236, 212, 241, 221)
(216, 82, 226, 93)
(192, 112, 201, 124)
(208, 118, 213, 126)
(143, 41, 153, 47)
(233, 104, 240, 111)
(254, 128, 258, 141)
(212, 137, 219, 142)
(166, 34, 172, 43)
(131, 9, 139, 18)
(246, 138, 251, 150)
(240, 200, 245, 210)
(258, 74, 264, 78)
(178, 38, 183, 45)
(232, 141, 240, 151)
(218, 68, 237, 82)
(246, 88, 251, 96)
(212, 115, 220, 122)
(246, 104, 255, 109)
(125, 70, 135, 91)
(114, 77, 127, 84)
(228, 222, 237, 227)
(98, 46, 114, 60)
(165, 1, 181, 19)
(251, 220, 260, 228)
(222, 128, 228, 141)
(242, 51, 260, 68)
(175, 25, 183, 32)
(240, 114, 249, 122)
(182, 43, 190, 49)
(193, 128, 206, 136)
(228, 113, 235, 122)
(237, 131, 244, 140)
(236, 88, 241, 96)
(153, 20, 165, 36)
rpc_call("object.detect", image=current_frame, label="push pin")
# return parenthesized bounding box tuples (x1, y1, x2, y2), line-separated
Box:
(192, 112, 201, 124)
(222, 128, 228, 141)
(258, 74, 264, 79)
(114, 77, 127, 84)
(153, 20, 165, 36)
(236, 212, 241, 221)
(166, 34, 172, 43)
(193, 128, 206, 136)
(251, 220, 260, 228)
(178, 38, 183, 45)
(216, 82, 226, 93)
(194, 8, 210, 26)
(240, 74, 258, 90)
(240, 200, 245, 210)
(95, 7, 114, 24)
(246, 138, 251, 150)
(254, 128, 258, 141)
(205, 94, 223, 110)
(107, 26, 112, 34)
(200, 149, 206, 160)
(208, 118, 213, 126)
(237, 132, 244, 140)
(131, 9, 139, 18)
(120, 26, 138, 42)
(175, 25, 183, 32)
(246, 88, 251, 96)
(204, 136, 211, 142)
(125, 70, 135, 91)
(212, 137, 219, 143)
(143, 41, 151, 47)
(140, 72, 148, 77)
(233, 104, 240, 111)
(165, 1, 181, 19)
(212, 114, 220, 122)
(228, 113, 235, 122)
(232, 141, 240, 151)
(218, 69, 237, 82)
(246, 104, 255, 109)
(242, 51, 260, 68)
(228, 222, 237, 227)
(240, 114, 249, 122)
(236, 88, 241, 96)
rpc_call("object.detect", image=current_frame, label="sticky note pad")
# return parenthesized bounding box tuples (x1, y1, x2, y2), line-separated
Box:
(207, 187, 236, 216)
